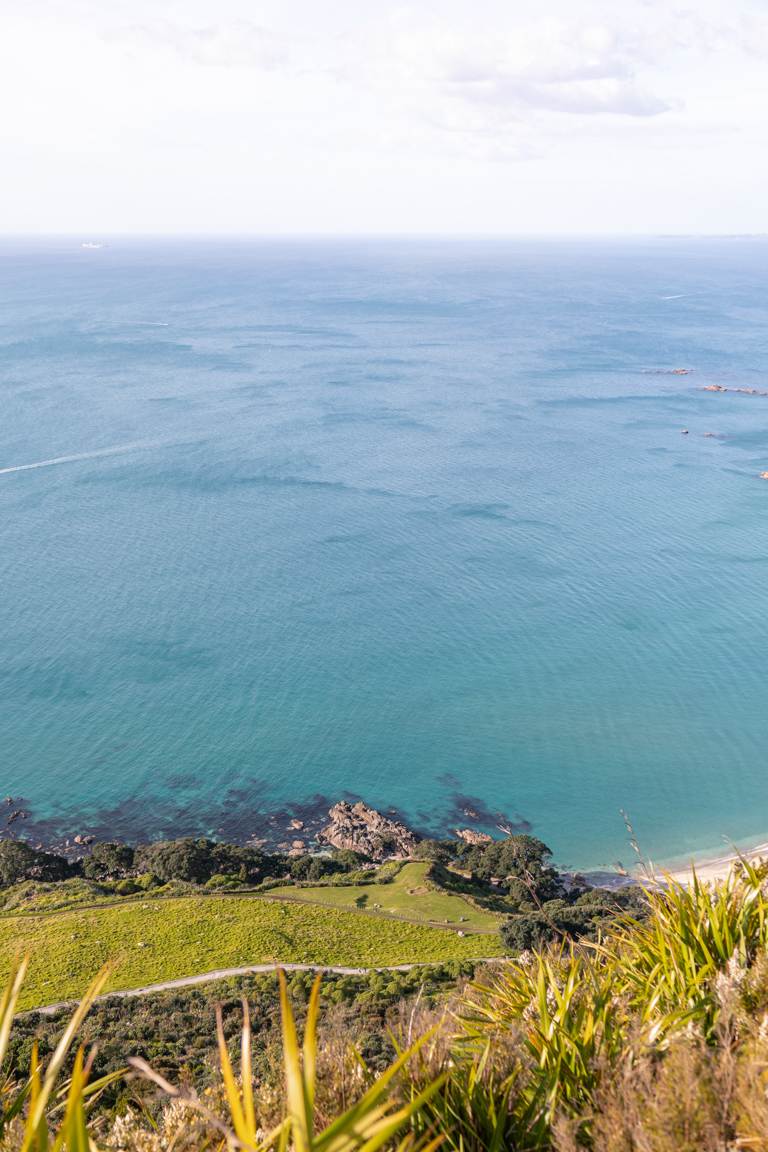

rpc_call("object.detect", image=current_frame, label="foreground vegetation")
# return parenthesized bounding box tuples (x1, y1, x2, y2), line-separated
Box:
(4, 861, 768, 1149)
(8, 965, 472, 1098)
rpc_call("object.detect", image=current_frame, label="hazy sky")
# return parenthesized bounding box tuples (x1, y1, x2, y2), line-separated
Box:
(2, 0, 766, 234)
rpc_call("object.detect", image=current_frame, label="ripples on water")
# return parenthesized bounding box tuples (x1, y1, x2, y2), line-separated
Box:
(1, 237, 767, 869)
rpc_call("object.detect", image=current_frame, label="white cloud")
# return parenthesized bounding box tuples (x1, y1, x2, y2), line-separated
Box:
(0, 0, 766, 232)
(121, 20, 289, 70)
(412, 20, 672, 116)
(448, 75, 670, 117)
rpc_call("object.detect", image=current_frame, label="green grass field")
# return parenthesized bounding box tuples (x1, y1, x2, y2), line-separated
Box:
(269, 862, 501, 931)
(3, 892, 504, 1010)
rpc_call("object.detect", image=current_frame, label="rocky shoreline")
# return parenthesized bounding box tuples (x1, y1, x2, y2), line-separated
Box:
(1, 796, 431, 862)
(2, 789, 534, 862)
(1, 795, 644, 889)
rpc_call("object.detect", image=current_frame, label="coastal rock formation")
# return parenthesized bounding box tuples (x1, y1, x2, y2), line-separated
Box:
(642, 368, 691, 375)
(455, 828, 493, 845)
(703, 384, 768, 396)
(318, 801, 420, 860)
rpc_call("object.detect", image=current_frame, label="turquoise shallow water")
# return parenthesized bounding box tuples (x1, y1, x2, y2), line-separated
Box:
(1, 236, 768, 870)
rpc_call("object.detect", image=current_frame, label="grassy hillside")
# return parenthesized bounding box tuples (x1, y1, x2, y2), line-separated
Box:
(268, 861, 501, 931)
(2, 891, 503, 1010)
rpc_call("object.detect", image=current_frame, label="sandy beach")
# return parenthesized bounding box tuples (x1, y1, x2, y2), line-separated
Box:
(658, 840, 768, 885)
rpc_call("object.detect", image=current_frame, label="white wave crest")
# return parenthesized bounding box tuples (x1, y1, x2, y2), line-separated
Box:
(0, 441, 154, 477)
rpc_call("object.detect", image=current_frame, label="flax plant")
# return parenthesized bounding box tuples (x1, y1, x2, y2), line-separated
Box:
(430, 861, 768, 1148)
(0, 957, 122, 1151)
(407, 1035, 521, 1152)
(132, 970, 445, 1152)
(605, 860, 768, 1038)
(458, 946, 622, 1144)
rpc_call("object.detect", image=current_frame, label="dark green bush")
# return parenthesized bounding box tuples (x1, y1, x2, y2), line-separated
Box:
(0, 839, 72, 886)
(81, 841, 135, 880)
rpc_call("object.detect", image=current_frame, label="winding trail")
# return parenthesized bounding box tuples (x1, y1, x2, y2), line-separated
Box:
(28, 958, 504, 1017)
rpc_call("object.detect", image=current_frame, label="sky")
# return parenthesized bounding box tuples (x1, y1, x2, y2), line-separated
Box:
(1, 0, 767, 235)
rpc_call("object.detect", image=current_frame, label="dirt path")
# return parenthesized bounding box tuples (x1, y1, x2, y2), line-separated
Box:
(28, 958, 504, 1016)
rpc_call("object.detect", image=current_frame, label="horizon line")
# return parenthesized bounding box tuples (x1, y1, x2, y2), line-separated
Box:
(0, 231, 766, 241)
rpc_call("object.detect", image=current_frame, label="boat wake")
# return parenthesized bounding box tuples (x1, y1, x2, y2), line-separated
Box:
(0, 441, 157, 477)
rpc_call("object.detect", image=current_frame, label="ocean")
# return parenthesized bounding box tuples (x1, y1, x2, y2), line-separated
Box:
(1, 236, 767, 871)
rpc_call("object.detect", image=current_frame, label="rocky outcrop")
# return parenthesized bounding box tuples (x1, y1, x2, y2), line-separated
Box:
(454, 827, 493, 846)
(643, 368, 691, 376)
(318, 801, 420, 861)
(703, 384, 768, 396)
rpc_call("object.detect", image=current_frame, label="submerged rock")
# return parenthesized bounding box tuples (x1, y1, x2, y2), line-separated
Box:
(318, 801, 420, 861)
(703, 384, 768, 397)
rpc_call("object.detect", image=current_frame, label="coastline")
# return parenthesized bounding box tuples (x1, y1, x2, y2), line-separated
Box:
(7, 793, 768, 887)
(647, 835, 768, 885)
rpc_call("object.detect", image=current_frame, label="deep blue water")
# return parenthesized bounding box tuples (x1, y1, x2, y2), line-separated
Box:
(1, 236, 767, 870)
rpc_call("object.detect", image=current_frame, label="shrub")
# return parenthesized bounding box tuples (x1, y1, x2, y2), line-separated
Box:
(115, 878, 140, 896)
(289, 855, 343, 882)
(82, 841, 135, 880)
(135, 872, 161, 890)
(500, 886, 650, 950)
(209, 841, 272, 882)
(130, 838, 274, 886)
(205, 873, 240, 889)
(133, 838, 218, 884)
(330, 848, 368, 870)
(413, 839, 460, 863)
(460, 835, 562, 902)
(501, 911, 560, 951)
(0, 839, 71, 886)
